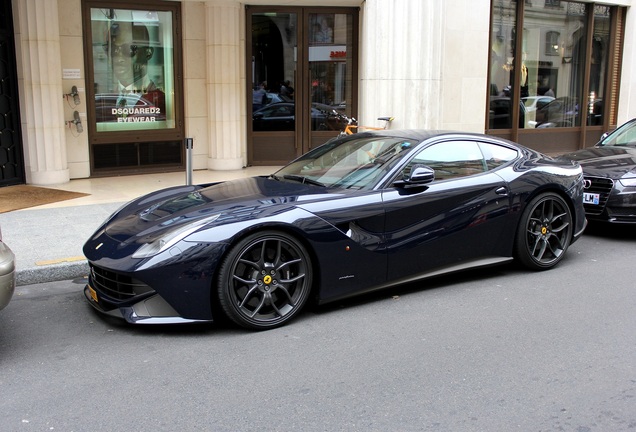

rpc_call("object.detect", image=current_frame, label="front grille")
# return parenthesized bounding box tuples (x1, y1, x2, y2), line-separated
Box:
(89, 264, 153, 301)
(583, 176, 613, 216)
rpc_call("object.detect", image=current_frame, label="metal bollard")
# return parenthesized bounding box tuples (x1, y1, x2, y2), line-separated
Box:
(185, 137, 193, 185)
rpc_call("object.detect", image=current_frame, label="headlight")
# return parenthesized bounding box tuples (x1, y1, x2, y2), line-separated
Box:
(132, 214, 221, 258)
(619, 178, 636, 188)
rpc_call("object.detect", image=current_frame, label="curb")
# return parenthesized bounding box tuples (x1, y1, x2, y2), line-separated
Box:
(16, 261, 89, 286)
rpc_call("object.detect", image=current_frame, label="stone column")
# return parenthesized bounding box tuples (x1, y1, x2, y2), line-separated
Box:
(205, 1, 244, 171)
(13, 0, 69, 184)
(360, 0, 489, 133)
(360, 0, 444, 130)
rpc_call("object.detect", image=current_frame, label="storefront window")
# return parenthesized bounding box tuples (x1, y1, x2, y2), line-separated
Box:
(488, 1, 623, 134)
(90, 8, 175, 132)
(522, 1, 587, 129)
(489, 0, 518, 129)
(588, 5, 610, 126)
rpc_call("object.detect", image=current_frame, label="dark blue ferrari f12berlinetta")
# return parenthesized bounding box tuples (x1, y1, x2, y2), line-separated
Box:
(83, 130, 587, 330)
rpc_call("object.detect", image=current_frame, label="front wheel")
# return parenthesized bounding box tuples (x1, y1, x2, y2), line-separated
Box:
(515, 192, 572, 270)
(217, 231, 313, 330)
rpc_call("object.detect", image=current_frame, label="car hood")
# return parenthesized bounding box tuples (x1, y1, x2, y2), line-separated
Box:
(560, 146, 636, 178)
(100, 176, 343, 244)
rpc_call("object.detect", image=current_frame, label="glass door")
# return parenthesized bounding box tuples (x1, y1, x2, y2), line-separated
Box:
(248, 10, 299, 165)
(247, 7, 358, 166)
(306, 11, 357, 150)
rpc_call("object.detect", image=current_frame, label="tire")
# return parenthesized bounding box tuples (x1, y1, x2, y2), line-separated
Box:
(514, 192, 572, 270)
(217, 231, 313, 330)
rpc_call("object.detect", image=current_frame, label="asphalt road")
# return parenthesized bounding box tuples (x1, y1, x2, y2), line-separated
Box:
(1, 225, 635, 432)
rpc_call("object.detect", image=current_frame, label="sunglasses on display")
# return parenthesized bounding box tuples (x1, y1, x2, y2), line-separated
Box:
(102, 43, 139, 57)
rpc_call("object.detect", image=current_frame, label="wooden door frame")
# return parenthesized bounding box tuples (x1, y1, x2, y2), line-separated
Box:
(245, 5, 359, 166)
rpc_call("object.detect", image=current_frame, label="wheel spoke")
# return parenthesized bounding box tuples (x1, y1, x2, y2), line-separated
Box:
(238, 258, 259, 269)
(249, 294, 267, 318)
(550, 216, 570, 233)
(239, 285, 260, 308)
(259, 240, 268, 264)
(532, 238, 547, 260)
(546, 232, 565, 254)
(550, 210, 567, 223)
(268, 292, 284, 317)
(273, 240, 283, 266)
(543, 200, 553, 221)
(276, 258, 301, 272)
(233, 274, 256, 285)
(279, 273, 305, 284)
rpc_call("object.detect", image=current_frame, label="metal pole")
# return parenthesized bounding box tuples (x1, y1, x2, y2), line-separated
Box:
(185, 137, 193, 185)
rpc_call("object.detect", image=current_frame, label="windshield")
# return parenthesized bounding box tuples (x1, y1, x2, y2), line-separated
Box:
(600, 121, 636, 147)
(274, 135, 417, 189)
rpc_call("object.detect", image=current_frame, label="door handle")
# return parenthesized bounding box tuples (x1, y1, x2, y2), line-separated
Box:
(495, 186, 509, 196)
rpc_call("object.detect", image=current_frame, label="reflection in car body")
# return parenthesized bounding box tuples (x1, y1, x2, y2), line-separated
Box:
(522, 96, 555, 113)
(533, 97, 579, 128)
(252, 102, 348, 131)
(488, 97, 525, 129)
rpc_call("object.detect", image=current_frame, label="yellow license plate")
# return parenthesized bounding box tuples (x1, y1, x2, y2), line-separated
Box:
(88, 285, 98, 303)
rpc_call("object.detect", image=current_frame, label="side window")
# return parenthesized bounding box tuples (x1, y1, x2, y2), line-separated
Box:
(408, 141, 486, 181)
(478, 142, 519, 170)
(608, 123, 636, 146)
(271, 105, 293, 117)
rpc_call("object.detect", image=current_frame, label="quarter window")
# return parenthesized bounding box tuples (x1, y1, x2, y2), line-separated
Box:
(409, 141, 486, 181)
(478, 142, 518, 170)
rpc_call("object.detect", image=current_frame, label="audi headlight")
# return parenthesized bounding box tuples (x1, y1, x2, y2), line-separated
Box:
(619, 178, 636, 188)
(132, 214, 221, 258)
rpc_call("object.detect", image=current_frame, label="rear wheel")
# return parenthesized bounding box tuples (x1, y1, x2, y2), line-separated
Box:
(515, 192, 572, 270)
(217, 231, 313, 330)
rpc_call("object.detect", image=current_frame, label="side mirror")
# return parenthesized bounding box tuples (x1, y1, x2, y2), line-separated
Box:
(253, 112, 264, 120)
(394, 164, 435, 188)
(409, 165, 435, 183)
(596, 131, 609, 147)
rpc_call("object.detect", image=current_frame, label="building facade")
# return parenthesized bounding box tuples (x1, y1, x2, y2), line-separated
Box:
(1, 0, 634, 186)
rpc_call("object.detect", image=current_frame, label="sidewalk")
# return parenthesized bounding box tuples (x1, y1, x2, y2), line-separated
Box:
(0, 167, 278, 286)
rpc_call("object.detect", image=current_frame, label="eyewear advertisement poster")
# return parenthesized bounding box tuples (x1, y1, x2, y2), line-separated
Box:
(90, 8, 175, 132)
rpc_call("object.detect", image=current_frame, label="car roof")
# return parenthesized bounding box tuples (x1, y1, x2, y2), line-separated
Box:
(363, 129, 507, 143)
(354, 129, 526, 153)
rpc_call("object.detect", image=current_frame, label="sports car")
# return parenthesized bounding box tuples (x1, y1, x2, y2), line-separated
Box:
(83, 130, 586, 330)
(560, 118, 636, 223)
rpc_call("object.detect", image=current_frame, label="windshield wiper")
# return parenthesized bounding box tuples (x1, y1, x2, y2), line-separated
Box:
(281, 174, 326, 187)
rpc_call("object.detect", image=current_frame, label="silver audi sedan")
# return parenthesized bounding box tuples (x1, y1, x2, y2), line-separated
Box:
(0, 225, 15, 311)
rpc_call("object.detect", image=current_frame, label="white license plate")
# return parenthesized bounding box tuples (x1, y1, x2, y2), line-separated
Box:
(583, 192, 600, 205)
